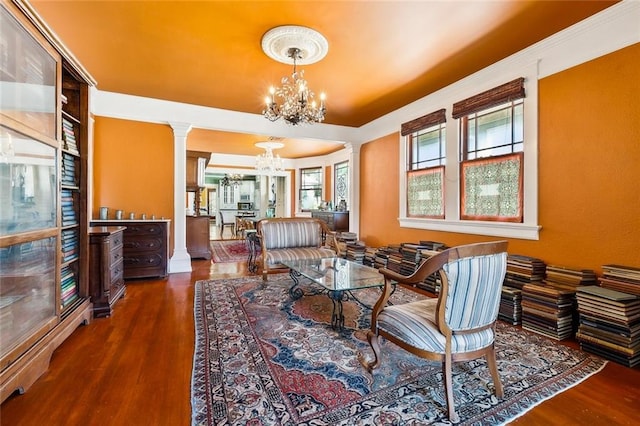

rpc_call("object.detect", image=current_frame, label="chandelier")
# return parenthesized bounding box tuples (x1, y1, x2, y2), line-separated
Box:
(255, 141, 284, 175)
(220, 173, 243, 187)
(261, 26, 328, 126)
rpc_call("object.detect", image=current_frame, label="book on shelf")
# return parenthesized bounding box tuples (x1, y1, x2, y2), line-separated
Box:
(61, 117, 79, 154)
(61, 292, 79, 308)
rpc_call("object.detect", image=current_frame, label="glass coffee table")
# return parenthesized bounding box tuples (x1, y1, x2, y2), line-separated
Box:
(281, 257, 391, 330)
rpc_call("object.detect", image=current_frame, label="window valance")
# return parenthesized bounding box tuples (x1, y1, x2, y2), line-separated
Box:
(400, 108, 446, 136)
(452, 78, 525, 119)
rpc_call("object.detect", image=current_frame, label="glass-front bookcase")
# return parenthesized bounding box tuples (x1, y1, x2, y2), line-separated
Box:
(0, 131, 59, 362)
(0, 0, 95, 402)
(0, 0, 60, 369)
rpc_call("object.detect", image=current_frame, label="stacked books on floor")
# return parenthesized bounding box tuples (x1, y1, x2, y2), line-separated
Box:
(500, 254, 546, 325)
(575, 285, 640, 367)
(60, 265, 79, 308)
(384, 245, 403, 274)
(373, 246, 393, 269)
(504, 254, 546, 289)
(399, 242, 429, 275)
(499, 286, 523, 325)
(62, 117, 79, 155)
(334, 232, 358, 259)
(415, 241, 447, 294)
(545, 265, 598, 291)
(345, 242, 366, 263)
(521, 284, 576, 340)
(599, 264, 640, 296)
(522, 265, 597, 340)
(363, 247, 377, 267)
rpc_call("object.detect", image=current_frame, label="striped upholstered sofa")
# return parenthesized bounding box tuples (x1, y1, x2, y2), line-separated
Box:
(256, 217, 338, 281)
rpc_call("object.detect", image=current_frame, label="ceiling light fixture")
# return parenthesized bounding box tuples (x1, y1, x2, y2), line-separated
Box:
(261, 26, 328, 126)
(255, 141, 284, 175)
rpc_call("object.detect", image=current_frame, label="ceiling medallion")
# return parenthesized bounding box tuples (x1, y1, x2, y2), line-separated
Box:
(261, 25, 328, 65)
(261, 26, 328, 126)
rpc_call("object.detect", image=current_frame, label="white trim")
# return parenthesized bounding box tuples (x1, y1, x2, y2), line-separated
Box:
(399, 217, 541, 240)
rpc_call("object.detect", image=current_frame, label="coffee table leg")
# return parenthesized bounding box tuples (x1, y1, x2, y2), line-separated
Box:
(289, 269, 304, 300)
(329, 290, 345, 330)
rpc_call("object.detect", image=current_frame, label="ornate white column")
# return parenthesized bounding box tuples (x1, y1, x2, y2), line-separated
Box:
(169, 122, 193, 273)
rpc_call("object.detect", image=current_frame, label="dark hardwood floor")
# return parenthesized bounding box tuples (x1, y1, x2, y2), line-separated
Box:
(1, 253, 639, 425)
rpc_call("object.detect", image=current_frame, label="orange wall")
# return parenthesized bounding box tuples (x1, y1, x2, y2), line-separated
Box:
(93, 117, 175, 250)
(360, 43, 640, 274)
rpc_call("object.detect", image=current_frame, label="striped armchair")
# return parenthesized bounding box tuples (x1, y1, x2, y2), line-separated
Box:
(360, 241, 508, 423)
(257, 217, 337, 281)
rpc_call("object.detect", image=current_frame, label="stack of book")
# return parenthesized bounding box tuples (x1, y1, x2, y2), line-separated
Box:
(373, 247, 392, 269)
(504, 254, 546, 289)
(521, 283, 576, 340)
(599, 264, 640, 296)
(345, 242, 366, 263)
(60, 189, 77, 227)
(545, 265, 598, 291)
(61, 153, 77, 187)
(363, 247, 377, 267)
(418, 240, 447, 251)
(416, 248, 445, 294)
(499, 287, 523, 325)
(385, 246, 404, 274)
(399, 243, 426, 275)
(61, 229, 78, 263)
(575, 285, 640, 367)
(500, 254, 546, 325)
(60, 265, 79, 308)
(62, 117, 79, 155)
(335, 232, 358, 248)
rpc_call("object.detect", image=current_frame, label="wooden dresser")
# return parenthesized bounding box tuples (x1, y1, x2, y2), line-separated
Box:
(89, 226, 126, 317)
(311, 211, 349, 232)
(186, 215, 212, 259)
(91, 220, 170, 279)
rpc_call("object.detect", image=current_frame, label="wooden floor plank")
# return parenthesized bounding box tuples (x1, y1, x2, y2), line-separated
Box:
(1, 257, 639, 425)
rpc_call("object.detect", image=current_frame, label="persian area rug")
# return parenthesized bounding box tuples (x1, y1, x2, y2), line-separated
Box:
(210, 240, 257, 263)
(191, 275, 607, 425)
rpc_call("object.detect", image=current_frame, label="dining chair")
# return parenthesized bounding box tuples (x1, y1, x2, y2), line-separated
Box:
(218, 211, 235, 239)
(360, 240, 508, 423)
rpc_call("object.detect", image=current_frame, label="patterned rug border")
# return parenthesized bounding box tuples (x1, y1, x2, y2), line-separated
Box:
(191, 275, 607, 425)
(210, 239, 255, 263)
